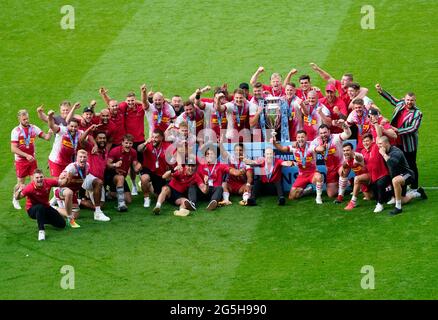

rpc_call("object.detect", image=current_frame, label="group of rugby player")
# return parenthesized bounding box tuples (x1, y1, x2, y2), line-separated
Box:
(11, 63, 427, 241)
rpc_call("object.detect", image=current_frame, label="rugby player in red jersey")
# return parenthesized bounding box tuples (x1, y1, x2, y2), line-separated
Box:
(244, 147, 293, 205)
(311, 122, 352, 199)
(300, 91, 332, 141)
(14, 169, 67, 241)
(193, 87, 228, 144)
(191, 147, 244, 210)
(219, 142, 254, 206)
(56, 149, 92, 228)
(175, 100, 205, 145)
(137, 129, 172, 208)
(153, 163, 207, 216)
(309, 62, 369, 109)
(11, 109, 52, 209)
(218, 89, 251, 142)
(250, 66, 288, 97)
(334, 142, 368, 204)
(79, 125, 111, 221)
(295, 74, 324, 100)
(106, 134, 142, 212)
(47, 110, 84, 178)
(273, 130, 324, 204)
(319, 84, 348, 134)
(344, 133, 374, 210)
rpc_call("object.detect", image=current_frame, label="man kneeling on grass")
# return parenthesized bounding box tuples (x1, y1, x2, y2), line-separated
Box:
(153, 163, 207, 216)
(14, 169, 68, 241)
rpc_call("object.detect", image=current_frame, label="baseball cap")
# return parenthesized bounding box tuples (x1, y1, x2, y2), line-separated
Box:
(325, 84, 336, 92)
(368, 108, 379, 116)
(83, 106, 94, 113)
(239, 82, 250, 90)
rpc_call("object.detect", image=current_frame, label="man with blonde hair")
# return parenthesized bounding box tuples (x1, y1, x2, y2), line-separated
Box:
(11, 109, 52, 209)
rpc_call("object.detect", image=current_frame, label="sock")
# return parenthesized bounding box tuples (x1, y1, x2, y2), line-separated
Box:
(156, 202, 161, 208)
(338, 177, 348, 196)
(242, 192, 249, 201)
(223, 192, 230, 202)
(395, 200, 402, 209)
(116, 187, 125, 204)
(351, 195, 357, 202)
(316, 182, 323, 198)
(95, 206, 101, 213)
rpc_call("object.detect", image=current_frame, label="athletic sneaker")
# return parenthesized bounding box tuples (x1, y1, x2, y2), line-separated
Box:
(68, 218, 81, 228)
(333, 195, 344, 204)
(315, 197, 323, 205)
(152, 206, 160, 215)
(390, 207, 403, 216)
(94, 211, 110, 222)
(278, 197, 286, 206)
(218, 200, 232, 206)
(206, 200, 218, 211)
(373, 203, 384, 213)
(131, 186, 138, 196)
(246, 198, 257, 206)
(184, 200, 196, 211)
(239, 200, 247, 206)
(174, 208, 190, 217)
(116, 203, 128, 212)
(418, 187, 428, 200)
(12, 197, 21, 210)
(344, 201, 357, 210)
(387, 197, 395, 205)
(38, 230, 45, 241)
(143, 197, 151, 208)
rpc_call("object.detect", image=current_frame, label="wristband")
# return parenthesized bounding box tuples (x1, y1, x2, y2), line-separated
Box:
(195, 94, 201, 100)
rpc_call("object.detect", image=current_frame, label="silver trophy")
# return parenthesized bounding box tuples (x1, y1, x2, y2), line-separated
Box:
(264, 96, 281, 139)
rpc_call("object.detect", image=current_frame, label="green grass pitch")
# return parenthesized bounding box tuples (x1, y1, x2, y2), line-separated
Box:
(1, 0, 437, 299)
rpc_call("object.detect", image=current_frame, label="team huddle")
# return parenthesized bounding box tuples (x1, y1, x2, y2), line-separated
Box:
(11, 63, 427, 241)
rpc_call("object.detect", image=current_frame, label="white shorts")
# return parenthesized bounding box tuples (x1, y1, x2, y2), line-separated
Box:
(82, 173, 98, 191)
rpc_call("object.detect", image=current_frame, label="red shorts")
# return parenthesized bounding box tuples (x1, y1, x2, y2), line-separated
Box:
(55, 188, 79, 205)
(293, 171, 316, 190)
(360, 184, 371, 193)
(15, 160, 37, 178)
(227, 180, 245, 194)
(48, 160, 66, 178)
(326, 165, 341, 184)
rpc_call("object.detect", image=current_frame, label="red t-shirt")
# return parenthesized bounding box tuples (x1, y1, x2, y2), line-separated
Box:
(169, 168, 204, 193)
(335, 80, 351, 107)
(258, 158, 283, 183)
(108, 146, 138, 177)
(370, 117, 397, 145)
(120, 102, 145, 143)
(197, 162, 230, 187)
(78, 115, 100, 131)
(142, 142, 171, 176)
(262, 84, 285, 97)
(108, 110, 126, 145)
(319, 96, 347, 134)
(296, 88, 324, 100)
(84, 142, 108, 180)
(366, 143, 389, 183)
(21, 178, 59, 211)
